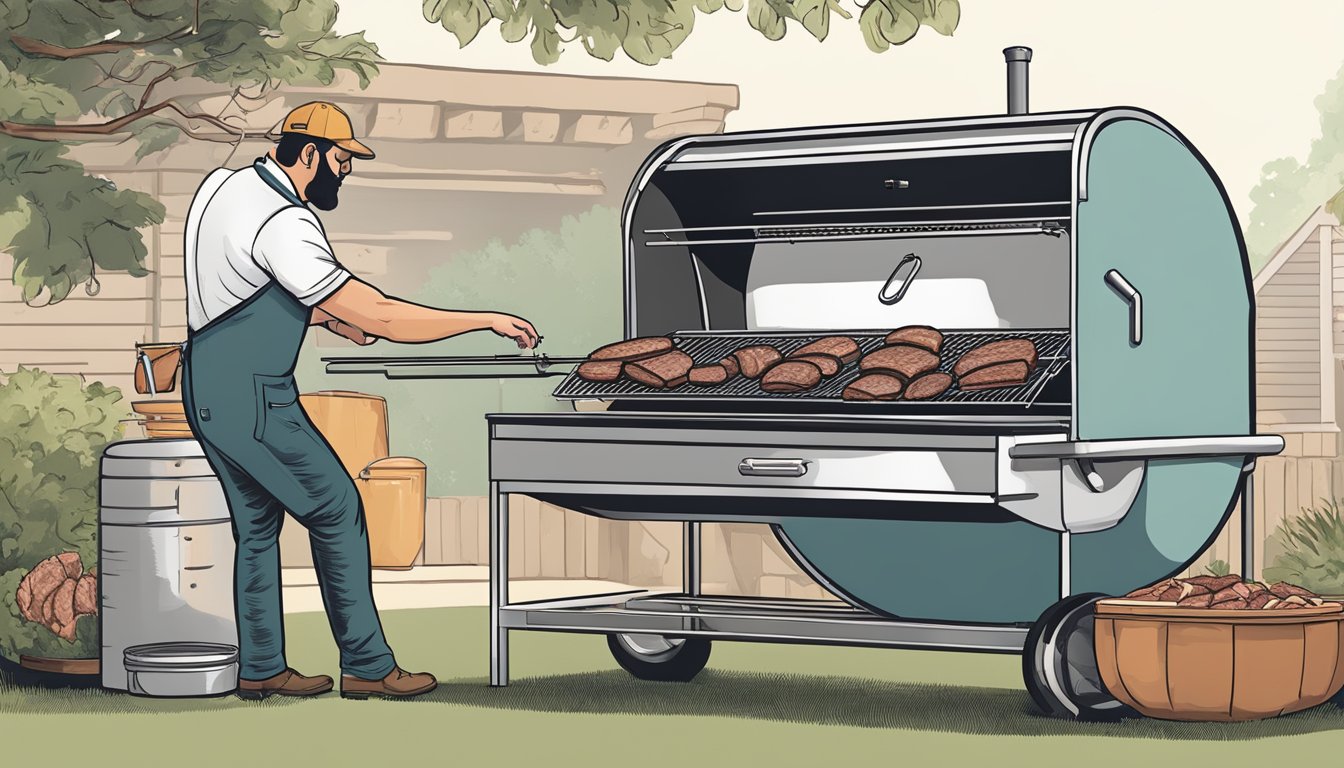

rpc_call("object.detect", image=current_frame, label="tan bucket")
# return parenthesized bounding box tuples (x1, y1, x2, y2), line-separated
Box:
(357, 457, 426, 570)
(299, 391, 390, 478)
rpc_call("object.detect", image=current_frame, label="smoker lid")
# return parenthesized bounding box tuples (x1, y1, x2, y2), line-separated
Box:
(651, 108, 1173, 166)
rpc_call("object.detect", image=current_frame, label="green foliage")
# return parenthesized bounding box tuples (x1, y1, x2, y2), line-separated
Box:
(423, 0, 956, 66)
(1263, 498, 1344, 596)
(1329, 187, 1344, 224)
(0, 0, 382, 303)
(0, 367, 129, 661)
(0, 139, 166, 303)
(1204, 559, 1230, 578)
(1246, 59, 1344, 273)
(295, 204, 623, 496)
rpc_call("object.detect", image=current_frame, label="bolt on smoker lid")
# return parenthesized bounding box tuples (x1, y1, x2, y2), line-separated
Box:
(123, 642, 239, 671)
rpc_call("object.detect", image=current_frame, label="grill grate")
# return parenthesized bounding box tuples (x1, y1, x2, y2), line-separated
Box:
(552, 329, 1071, 407)
(755, 221, 1067, 240)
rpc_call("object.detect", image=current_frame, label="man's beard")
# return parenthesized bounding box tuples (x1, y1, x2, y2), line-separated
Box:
(305, 155, 344, 211)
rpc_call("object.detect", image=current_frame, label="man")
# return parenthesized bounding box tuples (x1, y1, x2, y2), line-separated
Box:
(181, 101, 539, 701)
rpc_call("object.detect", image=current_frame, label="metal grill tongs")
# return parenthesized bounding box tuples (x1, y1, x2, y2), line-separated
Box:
(323, 338, 587, 380)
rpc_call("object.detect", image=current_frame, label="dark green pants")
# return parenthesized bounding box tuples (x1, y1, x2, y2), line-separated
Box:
(182, 284, 396, 681)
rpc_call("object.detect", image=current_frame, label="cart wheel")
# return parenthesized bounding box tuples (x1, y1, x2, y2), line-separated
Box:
(607, 634, 711, 682)
(1023, 592, 1136, 721)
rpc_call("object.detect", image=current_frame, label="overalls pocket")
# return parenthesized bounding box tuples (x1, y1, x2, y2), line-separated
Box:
(253, 374, 299, 441)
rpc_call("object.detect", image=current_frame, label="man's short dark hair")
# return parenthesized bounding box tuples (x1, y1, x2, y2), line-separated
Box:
(275, 133, 335, 167)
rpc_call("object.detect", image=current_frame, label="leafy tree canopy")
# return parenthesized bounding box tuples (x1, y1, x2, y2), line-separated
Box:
(1246, 60, 1344, 272)
(422, 0, 960, 66)
(0, 0, 382, 304)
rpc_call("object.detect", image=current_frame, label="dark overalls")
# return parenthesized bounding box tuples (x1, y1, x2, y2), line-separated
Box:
(182, 161, 396, 682)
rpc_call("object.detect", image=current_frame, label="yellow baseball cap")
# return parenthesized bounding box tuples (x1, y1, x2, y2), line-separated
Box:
(280, 101, 375, 159)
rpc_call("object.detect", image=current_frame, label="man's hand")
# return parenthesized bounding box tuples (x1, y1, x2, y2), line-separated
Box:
(325, 318, 377, 346)
(490, 313, 540, 350)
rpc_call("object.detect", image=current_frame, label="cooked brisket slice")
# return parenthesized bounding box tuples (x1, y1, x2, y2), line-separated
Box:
(733, 346, 783, 379)
(902, 371, 953, 400)
(625, 351, 693, 389)
(719, 356, 741, 378)
(791, 336, 861, 365)
(858, 344, 940, 380)
(957, 360, 1029, 391)
(884, 326, 943, 354)
(842, 373, 904, 401)
(760, 360, 823, 393)
(788, 353, 841, 377)
(688, 364, 729, 386)
(588, 336, 674, 362)
(577, 360, 622, 382)
(952, 338, 1038, 378)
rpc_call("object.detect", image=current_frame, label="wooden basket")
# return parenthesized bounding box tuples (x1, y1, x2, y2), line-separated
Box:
(1094, 599, 1344, 721)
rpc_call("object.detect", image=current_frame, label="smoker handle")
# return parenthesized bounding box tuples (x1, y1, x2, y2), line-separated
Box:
(1104, 269, 1142, 346)
(738, 458, 810, 478)
(1008, 435, 1285, 461)
(878, 254, 922, 305)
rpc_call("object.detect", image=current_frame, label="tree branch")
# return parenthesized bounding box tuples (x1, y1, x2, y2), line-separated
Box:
(10, 26, 192, 59)
(0, 99, 269, 143)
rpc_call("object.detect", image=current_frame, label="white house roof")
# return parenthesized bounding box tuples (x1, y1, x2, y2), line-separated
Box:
(1253, 204, 1342, 294)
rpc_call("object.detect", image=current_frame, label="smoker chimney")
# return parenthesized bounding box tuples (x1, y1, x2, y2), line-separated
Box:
(1004, 46, 1032, 115)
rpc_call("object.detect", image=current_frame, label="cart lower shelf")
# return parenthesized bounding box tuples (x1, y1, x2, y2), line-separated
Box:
(498, 591, 1029, 653)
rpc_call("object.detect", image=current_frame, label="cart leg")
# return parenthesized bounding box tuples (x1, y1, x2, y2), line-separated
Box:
(1058, 531, 1071, 599)
(490, 483, 509, 687)
(683, 521, 701, 597)
(1242, 471, 1256, 581)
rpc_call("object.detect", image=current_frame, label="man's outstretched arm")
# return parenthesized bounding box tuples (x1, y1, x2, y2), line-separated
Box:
(317, 278, 539, 348)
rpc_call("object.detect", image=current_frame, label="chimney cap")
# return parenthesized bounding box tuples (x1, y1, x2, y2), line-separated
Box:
(1004, 46, 1033, 63)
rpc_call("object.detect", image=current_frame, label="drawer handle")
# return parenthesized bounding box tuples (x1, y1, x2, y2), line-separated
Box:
(738, 458, 810, 478)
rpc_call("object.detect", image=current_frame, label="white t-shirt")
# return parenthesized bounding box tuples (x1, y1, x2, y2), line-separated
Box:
(184, 157, 352, 331)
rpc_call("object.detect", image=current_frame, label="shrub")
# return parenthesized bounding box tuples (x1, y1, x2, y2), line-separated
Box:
(1263, 499, 1344, 596)
(0, 367, 128, 662)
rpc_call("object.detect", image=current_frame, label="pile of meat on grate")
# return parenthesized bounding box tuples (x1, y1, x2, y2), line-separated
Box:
(573, 326, 1039, 401)
(1117, 575, 1339, 610)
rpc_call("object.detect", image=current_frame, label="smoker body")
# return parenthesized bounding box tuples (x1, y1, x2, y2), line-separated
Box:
(505, 108, 1271, 624)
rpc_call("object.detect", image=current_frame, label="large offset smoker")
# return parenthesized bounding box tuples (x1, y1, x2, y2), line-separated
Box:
(328, 48, 1284, 720)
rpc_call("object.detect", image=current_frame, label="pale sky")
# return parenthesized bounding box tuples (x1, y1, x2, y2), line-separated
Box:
(335, 0, 1344, 226)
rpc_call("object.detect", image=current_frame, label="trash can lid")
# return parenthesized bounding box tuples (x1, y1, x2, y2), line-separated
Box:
(123, 642, 238, 670)
(103, 438, 205, 459)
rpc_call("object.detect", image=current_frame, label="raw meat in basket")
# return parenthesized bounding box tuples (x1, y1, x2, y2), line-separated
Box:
(1116, 575, 1341, 610)
(572, 327, 1044, 401)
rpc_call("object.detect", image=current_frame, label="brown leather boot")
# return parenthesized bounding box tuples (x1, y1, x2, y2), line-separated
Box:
(237, 668, 334, 700)
(340, 666, 437, 700)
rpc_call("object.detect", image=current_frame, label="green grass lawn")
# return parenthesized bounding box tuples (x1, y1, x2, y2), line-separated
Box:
(3, 606, 1344, 766)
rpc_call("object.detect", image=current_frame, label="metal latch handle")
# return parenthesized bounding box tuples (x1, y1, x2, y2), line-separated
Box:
(878, 253, 922, 305)
(738, 458, 810, 478)
(1104, 269, 1142, 346)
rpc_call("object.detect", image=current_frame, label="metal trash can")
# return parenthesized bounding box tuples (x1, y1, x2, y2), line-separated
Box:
(99, 439, 238, 694)
(124, 642, 239, 698)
